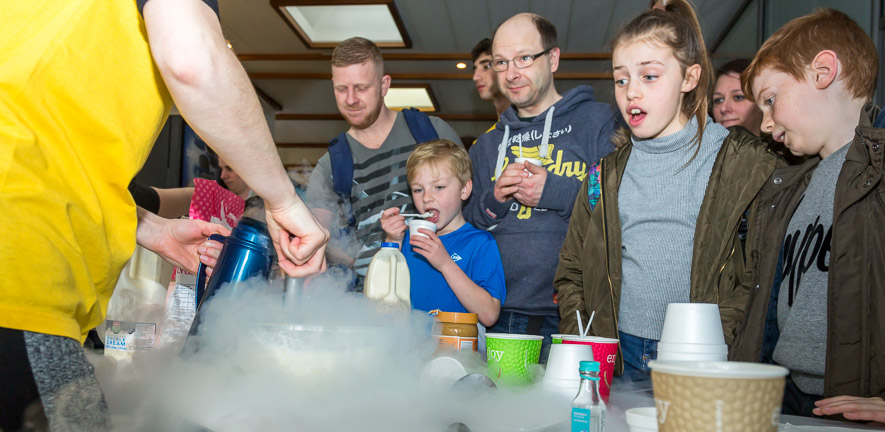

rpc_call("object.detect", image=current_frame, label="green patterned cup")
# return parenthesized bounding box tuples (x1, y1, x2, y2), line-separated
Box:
(551, 334, 566, 344)
(485, 333, 544, 386)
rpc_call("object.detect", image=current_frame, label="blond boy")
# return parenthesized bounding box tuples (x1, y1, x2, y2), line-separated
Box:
(381, 140, 505, 327)
(731, 8, 885, 422)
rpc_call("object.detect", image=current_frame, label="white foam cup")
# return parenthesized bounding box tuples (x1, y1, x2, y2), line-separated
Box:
(543, 343, 594, 382)
(514, 157, 542, 176)
(655, 351, 726, 362)
(659, 303, 725, 346)
(656, 341, 727, 355)
(626, 407, 658, 432)
(409, 219, 437, 239)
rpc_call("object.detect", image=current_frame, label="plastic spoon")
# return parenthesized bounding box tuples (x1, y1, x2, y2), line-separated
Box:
(399, 212, 433, 218)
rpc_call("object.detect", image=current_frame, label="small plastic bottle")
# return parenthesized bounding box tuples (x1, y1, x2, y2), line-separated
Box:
(571, 360, 606, 432)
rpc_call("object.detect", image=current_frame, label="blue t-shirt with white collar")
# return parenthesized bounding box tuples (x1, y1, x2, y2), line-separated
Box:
(404, 222, 506, 313)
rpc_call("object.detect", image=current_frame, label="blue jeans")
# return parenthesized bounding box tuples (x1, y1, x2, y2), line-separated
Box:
(618, 331, 658, 383)
(489, 311, 559, 365)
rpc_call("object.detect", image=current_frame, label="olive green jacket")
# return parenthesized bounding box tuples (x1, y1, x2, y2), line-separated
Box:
(554, 127, 780, 375)
(730, 105, 885, 398)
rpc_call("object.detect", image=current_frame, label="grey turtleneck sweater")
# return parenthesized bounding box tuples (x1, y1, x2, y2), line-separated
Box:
(617, 117, 729, 340)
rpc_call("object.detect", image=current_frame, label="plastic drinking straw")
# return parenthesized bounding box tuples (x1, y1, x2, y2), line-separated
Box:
(576, 310, 584, 339)
(584, 311, 595, 338)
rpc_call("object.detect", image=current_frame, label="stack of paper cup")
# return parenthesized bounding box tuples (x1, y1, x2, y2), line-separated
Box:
(656, 303, 727, 362)
(541, 343, 594, 398)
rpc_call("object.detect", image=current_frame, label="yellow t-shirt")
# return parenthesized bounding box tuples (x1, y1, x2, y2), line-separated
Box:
(0, 0, 172, 342)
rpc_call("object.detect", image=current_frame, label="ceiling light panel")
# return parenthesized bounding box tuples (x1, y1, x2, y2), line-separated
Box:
(273, 1, 410, 48)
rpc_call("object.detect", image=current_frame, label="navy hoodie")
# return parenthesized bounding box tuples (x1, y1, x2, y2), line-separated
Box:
(464, 85, 618, 316)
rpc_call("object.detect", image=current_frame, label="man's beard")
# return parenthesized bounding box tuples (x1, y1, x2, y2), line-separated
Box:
(348, 100, 383, 130)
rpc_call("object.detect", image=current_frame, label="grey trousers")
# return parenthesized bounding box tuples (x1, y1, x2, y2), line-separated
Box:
(0, 328, 109, 432)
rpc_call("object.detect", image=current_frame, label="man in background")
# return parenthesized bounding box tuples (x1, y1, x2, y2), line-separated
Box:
(464, 13, 618, 358)
(306, 37, 462, 280)
(472, 38, 510, 120)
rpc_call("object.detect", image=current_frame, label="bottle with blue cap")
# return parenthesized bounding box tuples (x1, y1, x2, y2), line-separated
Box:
(571, 360, 606, 432)
(364, 242, 411, 305)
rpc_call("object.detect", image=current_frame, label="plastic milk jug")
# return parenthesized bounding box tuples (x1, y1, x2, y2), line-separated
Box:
(364, 242, 410, 305)
(104, 245, 173, 361)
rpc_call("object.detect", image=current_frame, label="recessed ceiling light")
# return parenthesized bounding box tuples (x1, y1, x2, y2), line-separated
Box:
(385, 85, 438, 112)
(456, 62, 467, 70)
(272, 1, 411, 48)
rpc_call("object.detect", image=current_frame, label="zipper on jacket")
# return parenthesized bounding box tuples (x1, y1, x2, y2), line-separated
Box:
(716, 243, 736, 304)
(600, 159, 619, 334)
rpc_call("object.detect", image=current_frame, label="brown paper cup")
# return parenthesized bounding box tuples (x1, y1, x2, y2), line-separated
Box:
(649, 361, 788, 432)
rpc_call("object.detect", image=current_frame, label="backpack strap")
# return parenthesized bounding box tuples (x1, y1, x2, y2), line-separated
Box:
(328, 131, 354, 198)
(401, 107, 439, 144)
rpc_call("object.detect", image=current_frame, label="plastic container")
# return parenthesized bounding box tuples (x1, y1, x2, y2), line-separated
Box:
(432, 311, 478, 352)
(364, 242, 410, 305)
(104, 245, 173, 360)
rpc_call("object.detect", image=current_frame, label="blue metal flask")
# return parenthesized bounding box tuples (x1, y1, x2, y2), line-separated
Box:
(195, 216, 276, 311)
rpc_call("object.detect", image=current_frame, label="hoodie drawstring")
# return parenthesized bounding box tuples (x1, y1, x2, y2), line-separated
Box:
(493, 105, 556, 180)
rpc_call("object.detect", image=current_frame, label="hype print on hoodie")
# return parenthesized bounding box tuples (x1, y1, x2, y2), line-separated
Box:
(465, 85, 619, 316)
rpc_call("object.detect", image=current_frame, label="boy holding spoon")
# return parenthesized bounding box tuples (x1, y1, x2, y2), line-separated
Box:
(381, 140, 505, 328)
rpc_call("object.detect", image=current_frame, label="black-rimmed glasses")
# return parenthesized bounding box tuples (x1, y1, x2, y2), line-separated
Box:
(491, 48, 551, 72)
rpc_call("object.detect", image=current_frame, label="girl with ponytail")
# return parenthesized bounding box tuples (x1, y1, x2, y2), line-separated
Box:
(554, 0, 782, 380)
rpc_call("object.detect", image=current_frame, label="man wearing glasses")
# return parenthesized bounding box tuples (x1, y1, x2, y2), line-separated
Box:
(464, 13, 619, 360)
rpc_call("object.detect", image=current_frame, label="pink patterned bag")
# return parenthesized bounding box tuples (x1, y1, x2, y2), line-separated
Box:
(188, 178, 245, 229)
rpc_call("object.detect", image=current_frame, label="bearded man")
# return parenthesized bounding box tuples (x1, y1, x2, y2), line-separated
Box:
(306, 37, 462, 278)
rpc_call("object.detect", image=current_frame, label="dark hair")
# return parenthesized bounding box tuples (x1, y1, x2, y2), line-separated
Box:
(533, 15, 558, 50)
(610, 0, 712, 165)
(716, 58, 752, 80)
(471, 38, 492, 62)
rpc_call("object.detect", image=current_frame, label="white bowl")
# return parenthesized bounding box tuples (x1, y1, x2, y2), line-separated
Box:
(626, 407, 658, 432)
